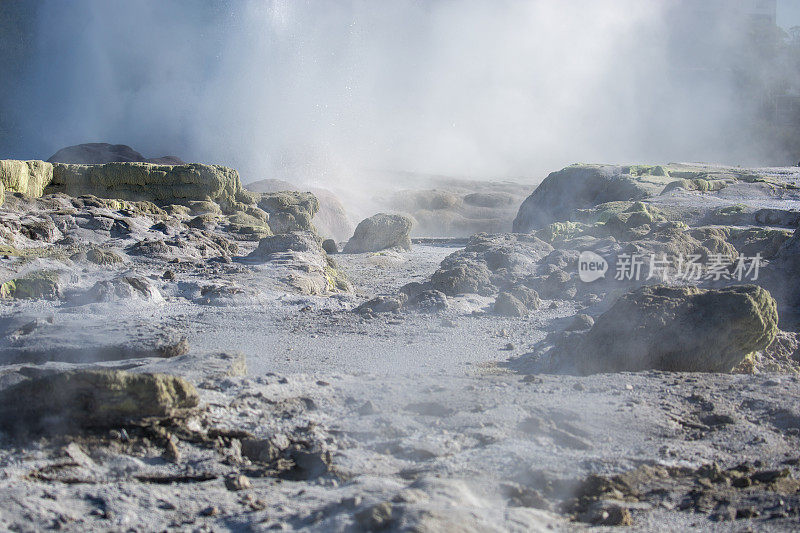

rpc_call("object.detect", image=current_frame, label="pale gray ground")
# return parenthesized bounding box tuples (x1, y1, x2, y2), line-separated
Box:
(1, 164, 800, 531)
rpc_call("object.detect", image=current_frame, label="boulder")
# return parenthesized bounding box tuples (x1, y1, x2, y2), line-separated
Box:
(85, 275, 164, 304)
(0, 160, 53, 198)
(493, 292, 527, 317)
(513, 164, 675, 233)
(47, 162, 243, 212)
(0, 270, 61, 299)
(47, 142, 185, 165)
(559, 285, 778, 374)
(256, 191, 319, 233)
(0, 369, 198, 435)
(247, 232, 321, 259)
(430, 260, 493, 296)
(322, 239, 338, 254)
(343, 213, 413, 253)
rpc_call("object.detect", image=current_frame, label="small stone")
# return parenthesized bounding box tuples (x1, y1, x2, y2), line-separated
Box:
(355, 502, 393, 530)
(224, 474, 252, 491)
(162, 270, 176, 281)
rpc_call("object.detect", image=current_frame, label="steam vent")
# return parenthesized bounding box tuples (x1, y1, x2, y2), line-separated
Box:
(1, 1, 800, 530)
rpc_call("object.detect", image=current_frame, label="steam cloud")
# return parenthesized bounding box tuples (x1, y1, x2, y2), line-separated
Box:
(0, 0, 795, 185)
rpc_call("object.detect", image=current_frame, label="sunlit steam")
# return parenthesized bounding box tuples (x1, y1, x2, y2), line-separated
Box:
(2, 0, 794, 185)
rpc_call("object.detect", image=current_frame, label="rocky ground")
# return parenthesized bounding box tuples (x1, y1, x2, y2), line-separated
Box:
(0, 156, 799, 531)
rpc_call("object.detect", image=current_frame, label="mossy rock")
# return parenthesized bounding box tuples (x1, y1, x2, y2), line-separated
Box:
(536, 221, 589, 243)
(85, 247, 124, 266)
(324, 256, 352, 292)
(562, 285, 778, 374)
(2, 270, 61, 299)
(513, 165, 675, 232)
(48, 162, 243, 212)
(256, 191, 319, 233)
(0, 369, 199, 435)
(662, 178, 730, 194)
(0, 160, 53, 198)
(185, 200, 222, 215)
(622, 165, 669, 177)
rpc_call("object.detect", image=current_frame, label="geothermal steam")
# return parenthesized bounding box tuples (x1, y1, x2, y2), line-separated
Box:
(1, 0, 792, 184)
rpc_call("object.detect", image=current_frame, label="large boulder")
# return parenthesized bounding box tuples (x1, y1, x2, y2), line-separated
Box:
(246, 180, 351, 240)
(256, 191, 319, 233)
(513, 164, 675, 233)
(0, 159, 53, 198)
(47, 162, 243, 212)
(0, 369, 199, 435)
(559, 285, 778, 374)
(47, 142, 185, 165)
(344, 213, 413, 253)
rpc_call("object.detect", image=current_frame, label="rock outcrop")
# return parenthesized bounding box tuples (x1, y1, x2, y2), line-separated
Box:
(256, 191, 319, 233)
(245, 180, 353, 241)
(0, 160, 53, 199)
(513, 164, 674, 233)
(343, 213, 413, 253)
(48, 162, 243, 212)
(0, 369, 199, 434)
(556, 285, 778, 374)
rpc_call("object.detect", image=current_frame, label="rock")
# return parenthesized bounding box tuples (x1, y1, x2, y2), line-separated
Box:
(247, 232, 321, 259)
(0, 160, 53, 199)
(354, 294, 407, 315)
(1, 270, 61, 299)
(322, 239, 338, 254)
(494, 292, 527, 317)
(85, 275, 164, 303)
(428, 233, 551, 296)
(560, 285, 778, 374)
(430, 261, 493, 296)
(508, 285, 542, 310)
(245, 181, 351, 240)
(157, 337, 190, 358)
(355, 502, 393, 531)
(85, 247, 123, 266)
(513, 164, 675, 232)
(241, 438, 283, 464)
(343, 213, 413, 253)
(48, 162, 244, 212)
(256, 191, 319, 233)
(0, 369, 199, 435)
(754, 208, 800, 228)
(566, 314, 594, 331)
(224, 474, 252, 491)
(578, 502, 634, 526)
(187, 214, 219, 229)
(47, 143, 184, 165)
(20, 218, 61, 242)
(406, 289, 449, 313)
(463, 192, 516, 208)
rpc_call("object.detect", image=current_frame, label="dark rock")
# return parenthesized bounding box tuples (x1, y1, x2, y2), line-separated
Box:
(322, 238, 338, 254)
